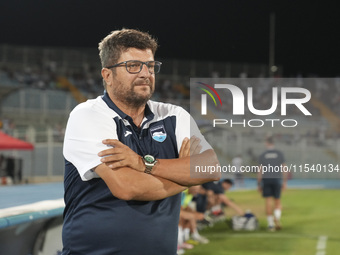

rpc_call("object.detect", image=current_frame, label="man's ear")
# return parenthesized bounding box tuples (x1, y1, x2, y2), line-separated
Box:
(101, 68, 112, 86)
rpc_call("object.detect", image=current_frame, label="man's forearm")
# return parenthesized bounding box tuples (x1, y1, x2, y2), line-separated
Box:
(151, 149, 221, 186)
(95, 163, 186, 201)
(131, 175, 187, 201)
(218, 194, 243, 215)
(97, 140, 220, 187)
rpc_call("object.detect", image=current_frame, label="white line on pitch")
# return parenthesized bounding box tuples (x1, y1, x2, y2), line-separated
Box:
(315, 235, 328, 255)
(207, 232, 316, 239)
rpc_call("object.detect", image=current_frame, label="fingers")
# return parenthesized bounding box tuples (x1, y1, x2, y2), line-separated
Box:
(179, 136, 202, 158)
(100, 153, 135, 169)
(102, 139, 124, 147)
(98, 139, 128, 157)
(98, 139, 127, 166)
(105, 159, 129, 169)
(179, 137, 190, 158)
(190, 136, 201, 155)
(99, 139, 144, 171)
(100, 152, 125, 163)
(98, 147, 123, 157)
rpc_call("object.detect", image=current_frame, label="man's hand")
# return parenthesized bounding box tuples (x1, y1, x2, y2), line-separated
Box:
(178, 136, 202, 158)
(99, 136, 202, 171)
(98, 139, 145, 172)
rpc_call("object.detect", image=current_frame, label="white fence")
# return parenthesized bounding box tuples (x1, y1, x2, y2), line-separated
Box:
(1, 125, 339, 182)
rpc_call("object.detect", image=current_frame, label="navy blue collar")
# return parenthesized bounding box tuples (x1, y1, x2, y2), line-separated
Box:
(101, 91, 154, 128)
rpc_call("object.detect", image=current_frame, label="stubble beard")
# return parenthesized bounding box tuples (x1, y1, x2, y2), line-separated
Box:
(114, 80, 154, 109)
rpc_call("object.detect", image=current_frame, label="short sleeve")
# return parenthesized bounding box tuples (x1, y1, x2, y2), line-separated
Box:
(175, 107, 212, 154)
(63, 103, 118, 181)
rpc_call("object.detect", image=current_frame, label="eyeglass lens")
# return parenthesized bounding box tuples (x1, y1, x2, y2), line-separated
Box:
(126, 61, 161, 74)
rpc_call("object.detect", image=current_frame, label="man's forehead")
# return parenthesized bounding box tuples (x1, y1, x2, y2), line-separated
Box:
(118, 48, 154, 61)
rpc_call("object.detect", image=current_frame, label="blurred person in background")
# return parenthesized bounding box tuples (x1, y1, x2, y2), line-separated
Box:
(257, 136, 287, 231)
(201, 179, 244, 219)
(232, 154, 244, 187)
(179, 186, 210, 247)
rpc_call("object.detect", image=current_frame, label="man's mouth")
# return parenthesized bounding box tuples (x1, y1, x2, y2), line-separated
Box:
(134, 80, 151, 87)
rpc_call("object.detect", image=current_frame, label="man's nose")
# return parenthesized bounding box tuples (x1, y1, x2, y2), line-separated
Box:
(138, 63, 152, 77)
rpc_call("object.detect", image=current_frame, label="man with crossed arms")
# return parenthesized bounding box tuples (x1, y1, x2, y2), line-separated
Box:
(62, 29, 219, 255)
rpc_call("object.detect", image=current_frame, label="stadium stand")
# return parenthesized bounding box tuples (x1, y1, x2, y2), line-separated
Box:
(1, 44, 339, 181)
(0, 44, 339, 254)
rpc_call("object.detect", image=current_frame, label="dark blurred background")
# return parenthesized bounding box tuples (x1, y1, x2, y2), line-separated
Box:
(0, 0, 339, 77)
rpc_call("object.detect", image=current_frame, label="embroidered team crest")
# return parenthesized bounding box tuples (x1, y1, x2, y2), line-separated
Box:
(150, 125, 167, 142)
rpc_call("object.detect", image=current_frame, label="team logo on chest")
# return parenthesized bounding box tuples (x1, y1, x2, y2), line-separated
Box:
(150, 125, 167, 142)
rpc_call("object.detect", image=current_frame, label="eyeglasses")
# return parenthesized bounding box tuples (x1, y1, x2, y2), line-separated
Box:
(106, 60, 162, 74)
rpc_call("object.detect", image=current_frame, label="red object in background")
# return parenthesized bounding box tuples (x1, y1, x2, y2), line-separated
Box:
(0, 131, 34, 150)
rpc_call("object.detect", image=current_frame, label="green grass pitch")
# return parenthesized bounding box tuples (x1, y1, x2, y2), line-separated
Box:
(184, 189, 340, 255)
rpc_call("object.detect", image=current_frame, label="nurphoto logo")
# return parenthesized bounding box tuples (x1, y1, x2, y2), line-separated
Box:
(193, 79, 312, 128)
(190, 78, 339, 180)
